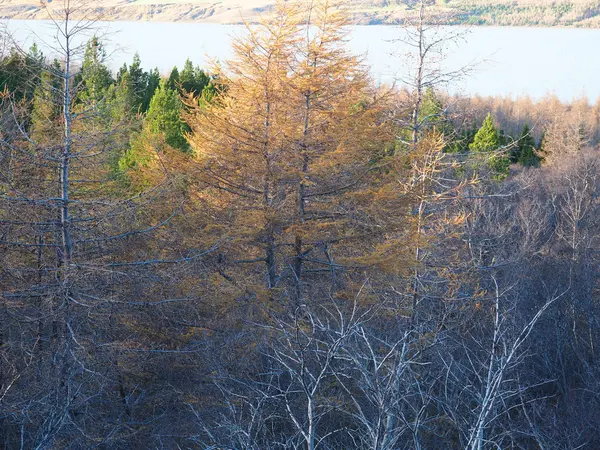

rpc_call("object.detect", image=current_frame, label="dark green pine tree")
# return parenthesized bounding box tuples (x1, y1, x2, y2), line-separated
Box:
(103, 70, 140, 174)
(576, 122, 589, 151)
(167, 66, 180, 91)
(514, 124, 540, 166)
(128, 53, 149, 112)
(0, 44, 45, 102)
(142, 68, 161, 112)
(30, 64, 61, 145)
(446, 126, 476, 153)
(107, 69, 136, 123)
(179, 58, 210, 95)
(537, 131, 547, 163)
(79, 37, 114, 106)
(120, 80, 189, 172)
(419, 88, 451, 134)
(116, 62, 129, 84)
(145, 80, 189, 150)
(469, 112, 510, 179)
(498, 128, 509, 147)
(25, 43, 45, 83)
(116, 55, 159, 113)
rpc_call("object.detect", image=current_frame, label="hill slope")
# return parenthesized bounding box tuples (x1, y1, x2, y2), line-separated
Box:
(2, 0, 600, 26)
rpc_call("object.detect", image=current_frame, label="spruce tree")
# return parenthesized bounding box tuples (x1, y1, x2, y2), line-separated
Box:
(145, 80, 189, 151)
(107, 70, 136, 122)
(537, 131, 547, 163)
(30, 64, 61, 145)
(116, 62, 128, 83)
(0, 46, 44, 102)
(79, 37, 114, 106)
(179, 58, 210, 95)
(469, 112, 510, 178)
(121, 80, 189, 173)
(143, 67, 161, 111)
(514, 124, 539, 166)
(446, 126, 476, 153)
(420, 88, 450, 133)
(103, 70, 140, 173)
(469, 113, 500, 153)
(167, 66, 180, 91)
(25, 43, 45, 85)
(128, 53, 149, 112)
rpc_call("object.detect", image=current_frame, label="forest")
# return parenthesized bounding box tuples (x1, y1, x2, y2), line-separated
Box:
(1, 0, 600, 449)
(5, 0, 600, 27)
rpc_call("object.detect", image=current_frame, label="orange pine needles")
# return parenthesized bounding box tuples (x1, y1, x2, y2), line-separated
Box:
(185, 0, 399, 301)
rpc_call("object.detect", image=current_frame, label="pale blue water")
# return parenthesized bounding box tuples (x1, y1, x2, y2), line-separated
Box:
(4, 19, 598, 101)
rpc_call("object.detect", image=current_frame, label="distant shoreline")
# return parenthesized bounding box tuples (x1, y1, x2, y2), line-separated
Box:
(2, 2, 600, 28)
(2, 17, 599, 28)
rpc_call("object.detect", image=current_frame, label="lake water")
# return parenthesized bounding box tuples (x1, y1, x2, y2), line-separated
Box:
(4, 20, 598, 101)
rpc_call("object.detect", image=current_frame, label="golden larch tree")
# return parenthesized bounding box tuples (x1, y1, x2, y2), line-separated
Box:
(186, 0, 400, 306)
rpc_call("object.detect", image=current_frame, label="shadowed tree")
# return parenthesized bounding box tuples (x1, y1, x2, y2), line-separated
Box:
(513, 124, 540, 166)
(0, 2, 214, 447)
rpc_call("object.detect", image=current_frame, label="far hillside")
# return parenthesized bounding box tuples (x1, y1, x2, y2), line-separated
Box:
(2, 0, 600, 26)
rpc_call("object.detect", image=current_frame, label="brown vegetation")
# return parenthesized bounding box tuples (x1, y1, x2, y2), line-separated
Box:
(1, 0, 600, 448)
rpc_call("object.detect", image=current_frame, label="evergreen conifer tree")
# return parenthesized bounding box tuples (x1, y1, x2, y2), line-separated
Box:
(145, 80, 189, 150)
(514, 124, 539, 166)
(420, 89, 445, 129)
(121, 80, 189, 174)
(107, 69, 136, 122)
(79, 37, 114, 106)
(446, 126, 476, 153)
(179, 58, 210, 95)
(0, 45, 44, 102)
(167, 66, 180, 91)
(116, 62, 128, 83)
(128, 53, 149, 111)
(470, 113, 500, 153)
(143, 67, 161, 111)
(30, 64, 61, 145)
(469, 112, 509, 178)
(537, 130, 548, 163)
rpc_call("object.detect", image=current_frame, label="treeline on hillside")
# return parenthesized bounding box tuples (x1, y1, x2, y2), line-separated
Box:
(345, 0, 600, 27)
(1, 0, 600, 449)
(450, 0, 600, 27)
(5, 0, 600, 27)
